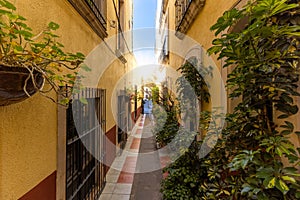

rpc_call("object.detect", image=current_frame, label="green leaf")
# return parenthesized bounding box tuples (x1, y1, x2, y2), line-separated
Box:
(79, 97, 88, 105)
(283, 167, 298, 174)
(207, 46, 222, 55)
(267, 177, 276, 188)
(270, 2, 299, 17)
(15, 21, 32, 31)
(275, 147, 283, 157)
(66, 74, 74, 78)
(44, 31, 59, 38)
(16, 14, 26, 21)
(275, 179, 289, 194)
(253, 188, 261, 195)
(278, 114, 289, 119)
(257, 167, 274, 179)
(289, 105, 298, 115)
(280, 130, 291, 135)
(59, 98, 69, 105)
(76, 52, 85, 58)
(80, 64, 92, 72)
(281, 176, 296, 183)
(48, 22, 60, 30)
(0, 8, 11, 14)
(223, 190, 230, 196)
(284, 121, 294, 131)
(14, 45, 23, 52)
(16, 30, 33, 38)
(279, 146, 291, 155)
(0, 0, 16, 10)
(257, 192, 269, 200)
(210, 8, 242, 36)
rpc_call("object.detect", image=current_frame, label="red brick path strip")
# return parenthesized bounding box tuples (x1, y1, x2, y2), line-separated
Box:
(160, 156, 171, 179)
(163, 172, 169, 179)
(159, 156, 171, 168)
(136, 128, 143, 134)
(117, 172, 134, 183)
(117, 156, 137, 183)
(130, 138, 140, 149)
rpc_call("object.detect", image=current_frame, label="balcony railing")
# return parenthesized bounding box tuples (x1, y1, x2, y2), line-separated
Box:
(68, 0, 108, 38)
(87, 0, 106, 24)
(175, 0, 192, 25)
(175, 0, 205, 39)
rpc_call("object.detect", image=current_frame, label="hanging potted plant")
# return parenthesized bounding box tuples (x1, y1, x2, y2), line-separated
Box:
(0, 0, 89, 106)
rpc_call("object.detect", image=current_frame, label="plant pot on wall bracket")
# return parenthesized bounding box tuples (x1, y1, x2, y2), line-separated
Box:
(0, 65, 45, 106)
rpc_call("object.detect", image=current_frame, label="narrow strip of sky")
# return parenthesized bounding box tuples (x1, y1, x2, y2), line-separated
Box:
(133, 0, 158, 65)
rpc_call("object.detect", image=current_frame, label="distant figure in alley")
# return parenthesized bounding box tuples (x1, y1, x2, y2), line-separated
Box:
(143, 95, 153, 121)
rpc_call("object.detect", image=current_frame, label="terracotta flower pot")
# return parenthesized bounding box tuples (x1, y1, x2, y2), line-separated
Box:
(0, 65, 45, 106)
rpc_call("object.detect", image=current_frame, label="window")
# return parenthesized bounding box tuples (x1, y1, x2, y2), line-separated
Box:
(65, 88, 106, 200)
(57, 87, 106, 200)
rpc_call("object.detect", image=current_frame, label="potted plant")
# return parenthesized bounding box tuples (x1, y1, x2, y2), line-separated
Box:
(0, 0, 88, 106)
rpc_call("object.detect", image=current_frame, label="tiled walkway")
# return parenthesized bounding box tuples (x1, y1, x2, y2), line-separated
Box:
(99, 115, 168, 200)
(130, 119, 163, 200)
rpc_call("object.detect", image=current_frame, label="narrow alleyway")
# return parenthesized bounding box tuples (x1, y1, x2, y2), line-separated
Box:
(99, 115, 164, 200)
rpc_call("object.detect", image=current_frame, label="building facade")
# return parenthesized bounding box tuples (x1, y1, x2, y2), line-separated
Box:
(0, 0, 137, 199)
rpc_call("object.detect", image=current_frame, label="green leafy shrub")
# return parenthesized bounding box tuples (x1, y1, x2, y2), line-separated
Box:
(153, 92, 179, 147)
(205, 0, 300, 199)
(160, 55, 212, 199)
(161, 140, 206, 200)
(161, 0, 300, 199)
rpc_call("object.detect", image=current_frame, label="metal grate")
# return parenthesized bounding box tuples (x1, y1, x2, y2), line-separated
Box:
(66, 88, 106, 200)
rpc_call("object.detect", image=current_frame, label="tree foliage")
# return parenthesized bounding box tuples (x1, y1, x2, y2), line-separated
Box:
(161, 0, 300, 199)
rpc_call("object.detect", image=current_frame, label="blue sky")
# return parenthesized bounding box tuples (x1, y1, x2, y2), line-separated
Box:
(133, 0, 157, 29)
(133, 0, 158, 65)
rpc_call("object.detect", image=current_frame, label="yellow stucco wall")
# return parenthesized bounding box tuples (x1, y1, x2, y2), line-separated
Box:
(85, 0, 136, 132)
(162, 0, 237, 113)
(167, 0, 237, 71)
(0, 94, 57, 200)
(0, 0, 135, 199)
(103, 0, 135, 131)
